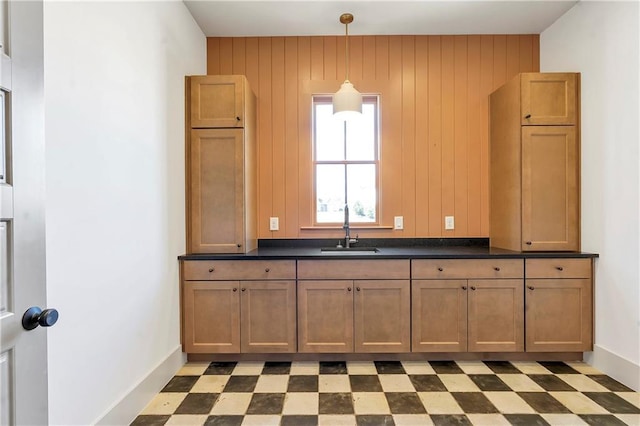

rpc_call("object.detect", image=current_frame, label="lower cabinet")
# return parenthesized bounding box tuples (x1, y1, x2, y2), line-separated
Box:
(525, 258, 593, 352)
(182, 260, 296, 353)
(412, 259, 525, 352)
(297, 260, 411, 353)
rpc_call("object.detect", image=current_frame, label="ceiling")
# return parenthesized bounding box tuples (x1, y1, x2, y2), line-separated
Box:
(183, 0, 579, 37)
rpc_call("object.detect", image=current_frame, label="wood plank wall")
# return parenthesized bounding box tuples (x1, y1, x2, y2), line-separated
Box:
(206, 35, 540, 239)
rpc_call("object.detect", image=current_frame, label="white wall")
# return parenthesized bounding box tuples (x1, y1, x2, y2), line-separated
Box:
(541, 1, 639, 389)
(44, 1, 205, 424)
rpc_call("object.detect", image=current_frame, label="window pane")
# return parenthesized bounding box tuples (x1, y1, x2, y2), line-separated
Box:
(347, 164, 376, 222)
(316, 164, 345, 223)
(315, 103, 344, 161)
(346, 102, 375, 161)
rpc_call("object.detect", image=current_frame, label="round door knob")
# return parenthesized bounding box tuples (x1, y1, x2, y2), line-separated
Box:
(237, 244, 242, 248)
(494, 267, 501, 271)
(241, 288, 246, 292)
(347, 287, 352, 292)
(525, 241, 532, 245)
(524, 114, 531, 119)
(556, 266, 564, 271)
(462, 286, 467, 290)
(470, 286, 477, 291)
(528, 286, 535, 290)
(265, 268, 270, 273)
(356, 287, 361, 291)
(236, 116, 241, 121)
(22, 307, 59, 331)
(233, 288, 238, 292)
(209, 268, 215, 273)
(437, 267, 443, 272)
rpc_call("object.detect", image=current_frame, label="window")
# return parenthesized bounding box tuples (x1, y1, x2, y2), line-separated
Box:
(313, 95, 379, 224)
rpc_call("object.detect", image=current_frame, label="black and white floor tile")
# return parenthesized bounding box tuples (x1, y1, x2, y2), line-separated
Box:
(132, 360, 640, 426)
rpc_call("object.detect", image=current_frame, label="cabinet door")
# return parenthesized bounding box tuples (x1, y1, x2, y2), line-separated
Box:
(525, 279, 592, 352)
(354, 280, 410, 353)
(521, 73, 577, 125)
(190, 75, 245, 128)
(412, 280, 467, 352)
(468, 280, 524, 352)
(298, 281, 353, 353)
(190, 129, 245, 253)
(522, 126, 579, 251)
(241, 281, 297, 353)
(183, 281, 240, 353)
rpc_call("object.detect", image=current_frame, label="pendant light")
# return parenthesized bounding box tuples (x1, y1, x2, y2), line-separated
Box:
(333, 13, 362, 120)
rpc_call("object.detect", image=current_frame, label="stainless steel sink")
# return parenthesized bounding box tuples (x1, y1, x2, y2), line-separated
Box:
(320, 247, 379, 255)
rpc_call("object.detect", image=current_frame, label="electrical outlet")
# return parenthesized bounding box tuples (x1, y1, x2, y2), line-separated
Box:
(445, 216, 455, 230)
(394, 216, 404, 230)
(269, 217, 279, 231)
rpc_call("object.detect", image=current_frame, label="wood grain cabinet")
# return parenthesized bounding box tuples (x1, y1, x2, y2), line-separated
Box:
(490, 72, 580, 251)
(186, 75, 256, 254)
(412, 259, 524, 352)
(297, 260, 410, 353)
(525, 258, 593, 352)
(182, 260, 296, 353)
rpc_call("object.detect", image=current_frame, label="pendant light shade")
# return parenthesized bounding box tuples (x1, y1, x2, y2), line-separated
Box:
(333, 13, 362, 120)
(333, 80, 362, 121)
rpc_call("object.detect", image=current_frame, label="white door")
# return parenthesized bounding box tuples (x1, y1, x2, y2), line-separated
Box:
(0, 1, 52, 424)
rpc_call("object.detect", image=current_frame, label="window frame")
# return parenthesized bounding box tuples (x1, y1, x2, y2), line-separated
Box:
(311, 94, 381, 226)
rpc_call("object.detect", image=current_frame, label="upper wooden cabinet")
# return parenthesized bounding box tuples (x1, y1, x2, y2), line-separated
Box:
(186, 76, 256, 254)
(490, 72, 581, 252)
(189, 75, 247, 128)
(521, 73, 578, 125)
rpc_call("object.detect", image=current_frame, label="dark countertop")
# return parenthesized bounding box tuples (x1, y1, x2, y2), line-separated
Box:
(179, 238, 599, 261)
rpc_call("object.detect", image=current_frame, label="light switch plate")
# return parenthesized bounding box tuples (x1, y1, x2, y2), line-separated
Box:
(269, 217, 279, 231)
(445, 216, 455, 230)
(394, 216, 404, 230)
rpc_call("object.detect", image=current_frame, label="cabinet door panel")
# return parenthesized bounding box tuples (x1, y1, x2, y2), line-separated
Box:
(354, 280, 410, 353)
(412, 280, 467, 352)
(522, 126, 579, 251)
(521, 73, 577, 125)
(241, 281, 296, 353)
(190, 75, 244, 128)
(298, 281, 353, 353)
(526, 279, 592, 352)
(190, 129, 245, 253)
(468, 280, 524, 352)
(184, 281, 240, 353)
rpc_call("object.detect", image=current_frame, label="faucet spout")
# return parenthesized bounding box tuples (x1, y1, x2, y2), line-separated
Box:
(343, 204, 357, 248)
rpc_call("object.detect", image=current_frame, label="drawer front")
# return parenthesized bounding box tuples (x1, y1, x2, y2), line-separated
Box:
(297, 259, 410, 280)
(412, 259, 524, 279)
(525, 258, 592, 279)
(183, 260, 296, 281)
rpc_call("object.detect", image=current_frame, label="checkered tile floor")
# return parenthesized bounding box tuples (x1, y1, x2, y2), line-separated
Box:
(132, 360, 639, 426)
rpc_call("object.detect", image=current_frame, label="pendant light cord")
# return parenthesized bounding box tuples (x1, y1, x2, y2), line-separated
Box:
(345, 21, 349, 81)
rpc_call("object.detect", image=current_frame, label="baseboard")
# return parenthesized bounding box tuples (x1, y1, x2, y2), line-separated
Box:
(94, 346, 186, 425)
(584, 345, 640, 391)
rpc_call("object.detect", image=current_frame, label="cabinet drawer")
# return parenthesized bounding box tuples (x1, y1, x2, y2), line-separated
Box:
(183, 260, 295, 281)
(297, 260, 409, 280)
(525, 258, 592, 279)
(412, 259, 523, 279)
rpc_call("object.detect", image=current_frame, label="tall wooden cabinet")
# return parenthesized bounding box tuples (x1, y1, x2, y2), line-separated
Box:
(490, 73, 580, 251)
(186, 75, 256, 254)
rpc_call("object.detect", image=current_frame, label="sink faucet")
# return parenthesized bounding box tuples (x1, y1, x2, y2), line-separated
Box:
(343, 204, 358, 248)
